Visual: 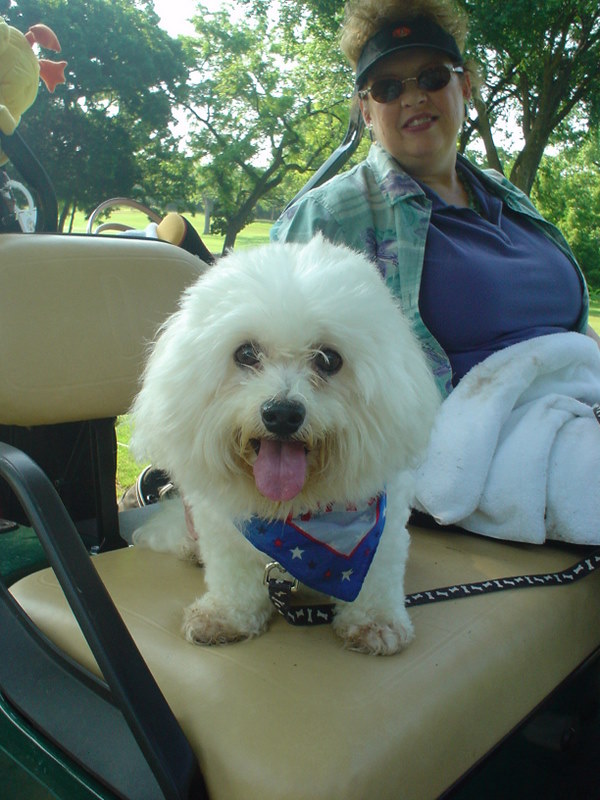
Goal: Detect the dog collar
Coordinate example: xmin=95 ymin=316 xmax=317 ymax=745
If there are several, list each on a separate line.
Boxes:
xmin=239 ymin=493 xmax=386 ymax=602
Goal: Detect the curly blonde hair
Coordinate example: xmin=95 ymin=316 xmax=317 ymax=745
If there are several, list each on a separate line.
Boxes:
xmin=340 ymin=0 xmax=469 ymax=70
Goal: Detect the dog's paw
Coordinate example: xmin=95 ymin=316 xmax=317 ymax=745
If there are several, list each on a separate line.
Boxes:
xmin=182 ymin=596 xmax=272 ymax=645
xmin=339 ymin=621 xmax=414 ymax=655
xmin=179 ymin=535 xmax=203 ymax=564
xmin=333 ymin=608 xmax=414 ymax=656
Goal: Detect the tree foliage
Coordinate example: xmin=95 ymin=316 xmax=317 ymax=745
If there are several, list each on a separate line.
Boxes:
xmin=181 ymin=1 xmax=351 ymax=251
xmin=2 ymin=0 xmax=600 ymax=249
xmin=532 ymin=131 xmax=600 ymax=289
xmin=3 ymin=0 xmax=189 ymax=227
xmin=461 ymin=0 xmax=600 ymax=194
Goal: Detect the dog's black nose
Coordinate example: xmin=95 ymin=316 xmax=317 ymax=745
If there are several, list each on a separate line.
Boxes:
xmin=261 ymin=399 xmax=306 ymax=436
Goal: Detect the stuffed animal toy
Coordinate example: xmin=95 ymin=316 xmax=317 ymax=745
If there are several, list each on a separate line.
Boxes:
xmin=0 ymin=20 xmax=67 ymax=164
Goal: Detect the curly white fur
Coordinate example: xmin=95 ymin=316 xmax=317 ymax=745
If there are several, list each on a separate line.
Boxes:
xmin=131 ymin=235 xmax=440 ymax=654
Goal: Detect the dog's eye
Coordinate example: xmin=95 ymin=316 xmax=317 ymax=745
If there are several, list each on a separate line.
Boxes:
xmin=312 ymin=348 xmax=343 ymax=376
xmin=234 ymin=343 xmax=261 ymax=368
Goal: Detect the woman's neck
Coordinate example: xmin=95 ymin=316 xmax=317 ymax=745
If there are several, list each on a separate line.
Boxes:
xmin=383 ymin=144 xmax=471 ymax=207
xmin=419 ymin=169 xmax=470 ymax=207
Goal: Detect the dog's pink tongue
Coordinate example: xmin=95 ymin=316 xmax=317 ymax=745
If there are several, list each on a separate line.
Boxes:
xmin=253 ymin=439 xmax=307 ymax=502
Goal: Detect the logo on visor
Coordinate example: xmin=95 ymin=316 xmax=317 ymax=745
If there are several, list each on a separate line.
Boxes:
xmin=392 ymin=26 xmax=412 ymax=38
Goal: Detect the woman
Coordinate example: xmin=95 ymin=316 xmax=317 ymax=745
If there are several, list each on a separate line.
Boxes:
xmin=271 ymin=0 xmax=592 ymax=397
xmin=271 ymin=0 xmax=600 ymax=544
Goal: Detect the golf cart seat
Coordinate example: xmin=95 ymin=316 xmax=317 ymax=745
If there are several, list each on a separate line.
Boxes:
xmin=2 ymin=232 xmax=600 ymax=800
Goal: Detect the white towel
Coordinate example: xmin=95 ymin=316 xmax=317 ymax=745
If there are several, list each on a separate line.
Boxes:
xmin=415 ymin=332 xmax=600 ymax=544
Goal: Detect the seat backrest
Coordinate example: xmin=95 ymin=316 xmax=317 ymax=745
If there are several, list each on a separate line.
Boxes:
xmin=0 ymin=233 xmax=207 ymax=543
xmin=0 ymin=236 xmax=209 ymax=798
xmin=0 ymin=233 xmax=206 ymax=426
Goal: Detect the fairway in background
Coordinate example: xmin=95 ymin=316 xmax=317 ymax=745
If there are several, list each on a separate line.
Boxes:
xmin=72 ymin=209 xmax=272 ymax=258
xmin=590 ymin=299 xmax=600 ymax=337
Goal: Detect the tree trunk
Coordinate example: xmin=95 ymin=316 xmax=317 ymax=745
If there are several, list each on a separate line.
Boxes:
xmin=471 ymin=89 xmax=505 ymax=175
xmin=202 ymin=195 xmax=214 ymax=235
xmin=222 ymin=223 xmax=241 ymax=253
xmin=508 ymin=131 xmax=548 ymax=195
xmin=218 ymin=150 xmax=285 ymax=254
xmin=58 ymin=198 xmax=73 ymax=233
xmin=67 ymin=202 xmax=77 ymax=233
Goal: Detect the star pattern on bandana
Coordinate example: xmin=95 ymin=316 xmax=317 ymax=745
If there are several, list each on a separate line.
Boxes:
xmin=239 ymin=494 xmax=386 ymax=602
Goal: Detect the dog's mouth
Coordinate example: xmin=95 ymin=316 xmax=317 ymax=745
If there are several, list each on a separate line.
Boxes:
xmin=251 ymin=438 xmax=308 ymax=502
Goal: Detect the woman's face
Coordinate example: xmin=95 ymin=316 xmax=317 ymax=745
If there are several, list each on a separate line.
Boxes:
xmin=359 ymin=48 xmax=471 ymax=181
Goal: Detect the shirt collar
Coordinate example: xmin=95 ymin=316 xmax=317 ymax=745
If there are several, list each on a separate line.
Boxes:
xmin=367 ymin=143 xmax=425 ymax=206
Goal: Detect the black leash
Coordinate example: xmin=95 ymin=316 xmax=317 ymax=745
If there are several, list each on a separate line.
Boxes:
xmin=404 ymin=547 xmax=600 ymax=607
xmin=265 ymin=563 xmax=335 ymax=626
xmin=265 ymin=548 xmax=600 ymax=626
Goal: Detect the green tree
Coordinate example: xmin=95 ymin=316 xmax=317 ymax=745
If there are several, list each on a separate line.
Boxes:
xmin=3 ymin=0 xmax=190 ymax=228
xmin=461 ymin=0 xmax=600 ymax=194
xmin=532 ymin=129 xmax=600 ymax=289
xmin=181 ymin=2 xmax=351 ymax=252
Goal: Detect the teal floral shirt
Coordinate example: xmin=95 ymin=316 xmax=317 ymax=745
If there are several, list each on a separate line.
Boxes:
xmin=270 ymin=142 xmax=589 ymax=398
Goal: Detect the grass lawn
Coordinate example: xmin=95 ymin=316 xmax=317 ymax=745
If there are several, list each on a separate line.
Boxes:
xmin=589 ymin=299 xmax=600 ymax=336
xmin=71 ymin=207 xmax=272 ymax=258
xmin=116 ymin=416 xmax=144 ymax=498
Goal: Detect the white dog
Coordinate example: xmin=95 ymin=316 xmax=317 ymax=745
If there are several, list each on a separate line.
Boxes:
xmin=131 ymin=235 xmax=439 ymax=655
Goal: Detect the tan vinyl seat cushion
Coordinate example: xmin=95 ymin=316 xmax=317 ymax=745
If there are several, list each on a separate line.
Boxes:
xmin=0 ymin=233 xmax=205 ymax=425
xmin=11 ymin=525 xmax=600 ymax=800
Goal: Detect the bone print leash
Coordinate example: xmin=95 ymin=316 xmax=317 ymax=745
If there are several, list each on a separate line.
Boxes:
xmin=265 ymin=549 xmax=600 ymax=626
xmin=404 ymin=547 xmax=600 ymax=607
xmin=264 ymin=563 xmax=336 ymax=626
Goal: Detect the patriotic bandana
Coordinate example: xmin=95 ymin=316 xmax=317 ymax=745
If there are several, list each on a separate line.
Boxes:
xmin=239 ymin=494 xmax=386 ymax=602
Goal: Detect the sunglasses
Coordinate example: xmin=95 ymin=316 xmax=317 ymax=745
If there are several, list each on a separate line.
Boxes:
xmin=358 ymin=64 xmax=464 ymax=104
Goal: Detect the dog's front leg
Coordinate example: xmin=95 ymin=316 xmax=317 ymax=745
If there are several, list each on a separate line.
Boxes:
xmin=332 ymin=510 xmax=414 ymax=656
xmin=182 ymin=513 xmax=273 ymax=645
